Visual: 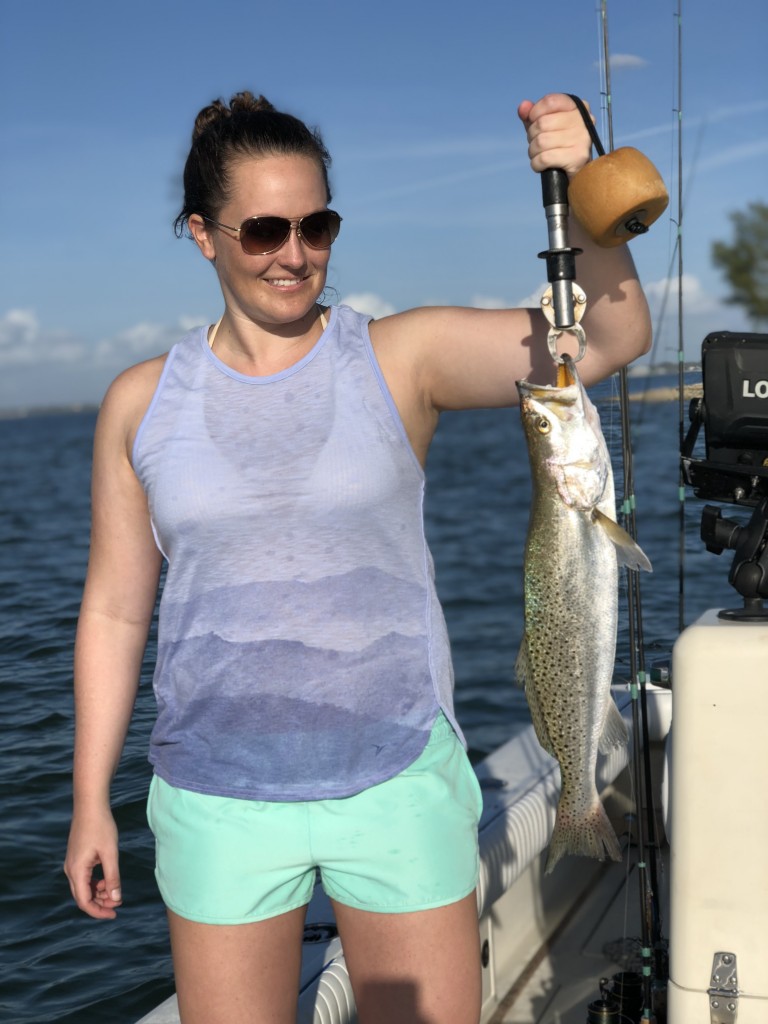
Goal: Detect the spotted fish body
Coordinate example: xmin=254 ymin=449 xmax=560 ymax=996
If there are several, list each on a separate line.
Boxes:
xmin=515 ymin=356 xmax=651 ymax=874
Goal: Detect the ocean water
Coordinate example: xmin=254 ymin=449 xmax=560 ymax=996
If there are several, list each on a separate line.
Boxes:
xmin=0 ymin=375 xmax=742 ymax=1023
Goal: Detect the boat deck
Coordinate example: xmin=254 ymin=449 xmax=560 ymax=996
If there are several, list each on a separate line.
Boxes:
xmin=488 ymin=847 xmax=669 ymax=1024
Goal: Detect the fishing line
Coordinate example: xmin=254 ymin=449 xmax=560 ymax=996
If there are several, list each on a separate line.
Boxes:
xmin=596 ymin=0 xmax=667 ymax=1009
xmin=674 ymin=0 xmax=686 ymax=635
xmin=598 ymin=0 xmax=614 ymax=154
xmin=632 ymin=85 xmax=703 ymax=430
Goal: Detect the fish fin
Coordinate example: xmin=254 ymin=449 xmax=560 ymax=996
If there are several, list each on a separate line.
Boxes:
xmin=545 ymin=795 xmax=622 ymax=874
xmin=593 ymin=509 xmax=653 ymax=572
xmin=516 ymin=637 xmax=556 ymax=756
xmin=513 ymin=635 xmax=528 ymax=691
xmin=598 ymin=699 xmax=629 ymax=754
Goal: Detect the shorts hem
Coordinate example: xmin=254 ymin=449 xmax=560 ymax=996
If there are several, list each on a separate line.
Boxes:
xmin=159 ymin=890 xmax=314 ymax=926
xmin=323 ymin=878 xmax=478 ymax=915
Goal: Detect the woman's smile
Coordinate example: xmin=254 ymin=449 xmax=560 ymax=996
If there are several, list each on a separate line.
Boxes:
xmin=190 ymin=153 xmax=332 ymax=333
xmin=263 ymin=275 xmax=310 ymax=289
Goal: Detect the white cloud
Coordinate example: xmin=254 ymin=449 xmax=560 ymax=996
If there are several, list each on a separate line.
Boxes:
xmin=0 ymin=308 xmax=86 ymax=366
xmin=341 ymin=290 xmax=551 ymax=317
xmin=641 ymin=273 xmax=754 ymax=360
xmin=0 ymin=308 xmax=208 ymax=374
xmin=470 ymin=295 xmax=507 ymax=310
xmin=592 ymin=53 xmax=648 ymax=74
xmin=470 ymin=285 xmax=547 ymax=310
xmin=341 ymin=292 xmax=397 ymax=319
xmin=94 ymin=317 xmax=205 ymax=364
xmin=643 ymin=273 xmax=723 ymax=317
xmin=515 ymin=284 xmax=548 ymax=309
xmin=607 ymin=53 xmax=649 ymax=71
xmin=465 ymin=277 xmax=748 ymax=363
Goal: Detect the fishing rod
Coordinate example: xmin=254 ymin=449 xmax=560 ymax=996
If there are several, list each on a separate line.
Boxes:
xmin=533 ymin=4 xmax=671 ymax=1019
xmin=597 ymin=4 xmax=669 ymax=1016
xmin=675 ymin=0 xmax=686 ymax=637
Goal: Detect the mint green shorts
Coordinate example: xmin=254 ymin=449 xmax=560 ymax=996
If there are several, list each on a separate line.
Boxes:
xmin=146 ymin=713 xmax=482 ymax=924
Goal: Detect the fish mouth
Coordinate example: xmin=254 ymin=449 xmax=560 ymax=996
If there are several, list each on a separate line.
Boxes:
xmin=557 ymin=355 xmax=577 ymax=388
xmin=516 ymin=353 xmax=578 ymax=399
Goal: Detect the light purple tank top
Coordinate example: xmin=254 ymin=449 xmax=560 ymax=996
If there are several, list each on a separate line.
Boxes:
xmin=132 ymin=305 xmax=461 ymax=800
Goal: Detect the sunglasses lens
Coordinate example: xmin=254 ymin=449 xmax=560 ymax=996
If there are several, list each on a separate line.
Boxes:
xmin=300 ymin=211 xmax=341 ymax=249
xmin=240 ymin=217 xmax=290 ymax=255
xmin=238 ymin=211 xmax=342 ymax=254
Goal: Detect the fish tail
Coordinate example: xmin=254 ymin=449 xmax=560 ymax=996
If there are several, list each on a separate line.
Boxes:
xmin=545 ymin=797 xmax=622 ymax=874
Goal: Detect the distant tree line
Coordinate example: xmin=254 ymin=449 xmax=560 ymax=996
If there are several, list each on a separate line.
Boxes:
xmin=711 ymin=201 xmax=768 ymax=330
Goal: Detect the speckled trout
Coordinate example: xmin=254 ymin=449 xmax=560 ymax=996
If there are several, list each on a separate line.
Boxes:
xmin=516 ymin=355 xmax=651 ymax=874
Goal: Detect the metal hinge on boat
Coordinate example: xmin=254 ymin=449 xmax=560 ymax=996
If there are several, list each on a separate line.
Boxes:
xmin=708 ymin=951 xmax=739 ymax=1023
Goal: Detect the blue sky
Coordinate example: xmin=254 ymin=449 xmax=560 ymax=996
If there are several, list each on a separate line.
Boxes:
xmin=1 ymin=0 xmax=766 ymax=410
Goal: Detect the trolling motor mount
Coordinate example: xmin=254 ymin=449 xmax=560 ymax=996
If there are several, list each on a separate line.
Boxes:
xmin=701 ymin=499 xmax=768 ymax=620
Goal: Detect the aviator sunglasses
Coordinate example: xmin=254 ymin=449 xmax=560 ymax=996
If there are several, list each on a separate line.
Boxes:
xmin=203 ymin=209 xmax=342 ymax=255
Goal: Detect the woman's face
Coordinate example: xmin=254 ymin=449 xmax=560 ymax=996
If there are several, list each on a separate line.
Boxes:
xmin=191 ymin=154 xmax=332 ymax=330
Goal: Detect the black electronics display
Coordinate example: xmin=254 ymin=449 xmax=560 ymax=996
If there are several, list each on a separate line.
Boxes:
xmin=681 ymin=332 xmax=768 ymax=618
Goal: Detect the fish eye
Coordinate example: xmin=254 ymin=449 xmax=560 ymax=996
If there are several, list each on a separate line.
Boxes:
xmin=536 ymin=417 xmax=551 ymax=434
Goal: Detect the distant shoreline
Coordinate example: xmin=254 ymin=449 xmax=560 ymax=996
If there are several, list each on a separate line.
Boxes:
xmin=0 ymin=367 xmax=702 ymax=418
xmin=0 ymin=403 xmax=99 ymax=421
xmin=628 ymin=383 xmax=703 ymax=403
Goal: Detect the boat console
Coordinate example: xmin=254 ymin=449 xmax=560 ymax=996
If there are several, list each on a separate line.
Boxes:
xmin=668 ymin=333 xmax=768 ymax=1021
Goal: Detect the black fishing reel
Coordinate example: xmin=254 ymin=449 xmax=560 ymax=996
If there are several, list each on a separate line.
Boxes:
xmin=585 ymin=972 xmax=652 ymax=1024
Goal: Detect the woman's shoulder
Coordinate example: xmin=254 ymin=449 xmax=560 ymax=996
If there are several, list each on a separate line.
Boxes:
xmin=97 ymin=352 xmax=172 ymax=459
xmin=101 ymin=326 xmax=205 ymax=429
xmin=104 ymin=351 xmax=169 ymax=411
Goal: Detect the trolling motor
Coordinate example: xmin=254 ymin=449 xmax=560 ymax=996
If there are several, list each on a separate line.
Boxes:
xmin=682 ymin=331 xmax=768 ymax=620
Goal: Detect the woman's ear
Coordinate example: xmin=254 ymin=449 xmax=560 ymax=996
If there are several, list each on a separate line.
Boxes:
xmin=188 ymin=214 xmax=217 ymax=262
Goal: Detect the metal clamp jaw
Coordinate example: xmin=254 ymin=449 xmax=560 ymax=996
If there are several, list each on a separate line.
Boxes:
xmin=541 ymin=282 xmax=588 ymax=364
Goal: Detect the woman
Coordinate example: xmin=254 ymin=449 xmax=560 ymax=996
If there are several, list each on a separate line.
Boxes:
xmin=65 ymin=90 xmax=651 ymax=1024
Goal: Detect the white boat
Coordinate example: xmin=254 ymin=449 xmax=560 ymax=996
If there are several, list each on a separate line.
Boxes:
xmin=136 ymin=602 xmax=768 ymax=1022
xmin=135 ymin=681 xmax=669 ymax=1024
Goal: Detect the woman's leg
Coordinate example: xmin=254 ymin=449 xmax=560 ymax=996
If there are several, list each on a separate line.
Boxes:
xmin=148 ymin=775 xmax=318 ymax=1021
xmin=168 ymin=904 xmax=308 ymax=1024
xmin=332 ymin=892 xmax=481 ymax=1024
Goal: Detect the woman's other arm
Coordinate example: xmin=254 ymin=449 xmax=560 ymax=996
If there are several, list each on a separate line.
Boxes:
xmin=64 ymin=361 xmax=164 ymax=919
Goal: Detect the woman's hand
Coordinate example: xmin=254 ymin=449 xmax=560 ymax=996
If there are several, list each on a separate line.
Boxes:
xmin=64 ymin=808 xmax=123 ymax=920
xmin=517 ymin=93 xmax=593 ymax=179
